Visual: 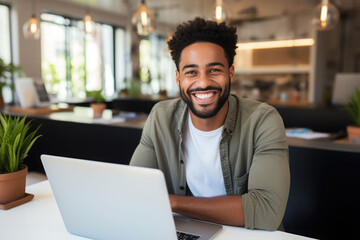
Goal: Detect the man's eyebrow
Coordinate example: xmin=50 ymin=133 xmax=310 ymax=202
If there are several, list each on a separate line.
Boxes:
xmin=207 ymin=62 xmax=225 ymax=68
xmin=181 ymin=62 xmax=225 ymax=72
xmin=181 ymin=64 xmax=198 ymax=72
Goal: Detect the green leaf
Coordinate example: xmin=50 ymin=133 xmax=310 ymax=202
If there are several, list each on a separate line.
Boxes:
xmin=21 ymin=135 xmax=42 ymax=161
xmin=8 ymin=134 xmax=21 ymax=173
xmin=344 ymin=88 xmax=360 ymax=127
xmin=0 ymin=113 xmax=41 ymax=173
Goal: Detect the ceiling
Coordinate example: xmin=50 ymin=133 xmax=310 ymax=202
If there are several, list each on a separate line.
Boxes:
xmin=56 ymin=0 xmax=360 ymax=27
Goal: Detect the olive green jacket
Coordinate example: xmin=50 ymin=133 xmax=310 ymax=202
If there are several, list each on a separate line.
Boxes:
xmin=130 ymin=95 xmax=290 ymax=230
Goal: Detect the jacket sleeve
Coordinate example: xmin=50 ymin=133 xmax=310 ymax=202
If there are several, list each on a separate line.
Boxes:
xmin=242 ymin=106 xmax=290 ymax=230
xmin=129 ymin=110 xmax=158 ymax=169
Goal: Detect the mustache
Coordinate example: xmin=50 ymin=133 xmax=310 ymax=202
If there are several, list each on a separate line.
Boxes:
xmin=187 ymin=86 xmax=222 ymax=94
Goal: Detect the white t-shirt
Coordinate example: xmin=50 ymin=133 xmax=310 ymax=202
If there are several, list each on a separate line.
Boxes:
xmin=183 ymin=113 xmax=226 ymax=197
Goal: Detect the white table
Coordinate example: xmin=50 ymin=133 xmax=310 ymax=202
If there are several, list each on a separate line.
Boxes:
xmin=1 ymin=181 xmax=315 ymax=240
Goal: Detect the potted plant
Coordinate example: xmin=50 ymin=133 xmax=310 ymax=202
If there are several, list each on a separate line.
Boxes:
xmin=0 ymin=114 xmax=41 ymax=209
xmin=0 ymin=58 xmax=21 ymax=109
xmin=86 ymin=90 xmax=106 ymax=118
xmin=344 ymin=88 xmax=360 ymax=142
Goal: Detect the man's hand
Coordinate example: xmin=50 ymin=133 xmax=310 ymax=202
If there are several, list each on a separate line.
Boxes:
xmin=168 ymin=194 xmax=245 ymax=227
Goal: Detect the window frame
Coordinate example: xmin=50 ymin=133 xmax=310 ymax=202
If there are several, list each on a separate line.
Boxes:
xmin=139 ymin=33 xmax=175 ymax=96
xmin=40 ymin=11 xmax=126 ymax=100
xmin=0 ymin=2 xmax=13 ymax=62
xmin=0 ymin=2 xmax=15 ymax=103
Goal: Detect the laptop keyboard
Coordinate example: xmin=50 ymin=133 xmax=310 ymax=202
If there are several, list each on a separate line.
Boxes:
xmin=177 ymin=230 xmax=200 ymax=240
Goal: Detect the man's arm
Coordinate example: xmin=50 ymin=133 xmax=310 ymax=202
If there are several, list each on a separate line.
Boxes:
xmin=169 ymin=194 xmax=245 ymax=226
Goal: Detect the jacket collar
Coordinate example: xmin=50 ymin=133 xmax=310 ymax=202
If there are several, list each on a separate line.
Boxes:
xmin=224 ymin=95 xmax=238 ymax=135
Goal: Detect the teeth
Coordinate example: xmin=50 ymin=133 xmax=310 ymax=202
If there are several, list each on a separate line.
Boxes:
xmin=195 ymin=92 xmax=214 ymax=99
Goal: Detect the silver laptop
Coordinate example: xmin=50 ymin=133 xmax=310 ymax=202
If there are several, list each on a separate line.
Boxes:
xmin=332 ymin=73 xmax=360 ymax=105
xmin=41 ymin=154 xmax=222 ymax=240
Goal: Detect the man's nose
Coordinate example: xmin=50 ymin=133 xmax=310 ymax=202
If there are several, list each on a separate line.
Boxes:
xmin=197 ymin=72 xmax=212 ymax=88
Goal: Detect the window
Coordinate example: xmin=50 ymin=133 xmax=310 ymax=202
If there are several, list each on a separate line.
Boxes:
xmin=0 ymin=3 xmax=11 ymax=63
xmin=0 ymin=3 xmax=13 ymax=103
xmin=139 ymin=35 xmax=177 ymax=96
xmin=41 ymin=13 xmax=126 ymax=101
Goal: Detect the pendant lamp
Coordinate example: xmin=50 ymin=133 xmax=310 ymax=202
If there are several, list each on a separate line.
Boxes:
xmin=214 ymin=0 xmax=227 ymax=23
xmin=23 ymin=0 xmax=40 ymax=40
xmin=83 ymin=13 xmax=96 ymax=34
xmin=132 ymin=0 xmax=155 ymax=36
xmin=313 ymin=0 xmax=339 ymax=30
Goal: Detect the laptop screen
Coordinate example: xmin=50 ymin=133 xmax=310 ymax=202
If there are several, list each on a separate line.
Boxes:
xmin=332 ymin=73 xmax=360 ymax=105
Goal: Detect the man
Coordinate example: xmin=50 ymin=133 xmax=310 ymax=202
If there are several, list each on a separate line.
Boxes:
xmin=130 ymin=17 xmax=290 ymax=231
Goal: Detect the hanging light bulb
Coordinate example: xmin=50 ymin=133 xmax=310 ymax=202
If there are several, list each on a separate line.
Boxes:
xmin=83 ymin=13 xmax=96 ymax=34
xmin=132 ymin=0 xmax=155 ymax=36
xmin=23 ymin=0 xmax=40 ymax=40
xmin=23 ymin=14 xmax=40 ymax=40
xmin=214 ymin=0 xmax=227 ymax=23
xmin=313 ymin=0 xmax=339 ymax=30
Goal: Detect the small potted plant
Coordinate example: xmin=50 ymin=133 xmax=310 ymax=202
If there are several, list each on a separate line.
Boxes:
xmin=0 ymin=58 xmax=21 ymax=109
xmin=344 ymin=88 xmax=360 ymax=142
xmin=0 ymin=114 xmax=41 ymax=209
xmin=86 ymin=90 xmax=106 ymax=118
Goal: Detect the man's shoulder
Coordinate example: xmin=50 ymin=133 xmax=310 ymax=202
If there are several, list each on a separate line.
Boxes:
xmin=235 ymin=95 xmax=276 ymax=114
xmin=145 ymin=98 xmax=186 ymax=132
xmin=152 ymin=98 xmax=185 ymax=114
xmin=149 ymin=98 xmax=187 ymax=123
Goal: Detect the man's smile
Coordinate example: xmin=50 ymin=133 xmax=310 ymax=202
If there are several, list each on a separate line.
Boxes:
xmin=190 ymin=89 xmax=219 ymax=105
xmin=194 ymin=91 xmax=216 ymax=100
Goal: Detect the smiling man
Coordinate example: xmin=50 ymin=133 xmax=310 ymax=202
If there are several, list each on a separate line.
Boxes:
xmin=177 ymin=42 xmax=232 ymax=130
xmin=130 ymin=17 xmax=290 ymax=231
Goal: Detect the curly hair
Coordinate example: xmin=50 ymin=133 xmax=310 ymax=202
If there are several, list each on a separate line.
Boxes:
xmin=168 ymin=17 xmax=238 ymax=70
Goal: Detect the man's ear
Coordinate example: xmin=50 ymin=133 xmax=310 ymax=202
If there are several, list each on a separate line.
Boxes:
xmin=176 ymin=70 xmax=180 ymax=87
xmin=229 ymin=65 xmax=235 ymax=84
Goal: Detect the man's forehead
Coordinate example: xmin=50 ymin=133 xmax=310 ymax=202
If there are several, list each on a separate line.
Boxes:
xmin=179 ymin=42 xmax=228 ymax=67
xmin=181 ymin=41 xmax=224 ymax=52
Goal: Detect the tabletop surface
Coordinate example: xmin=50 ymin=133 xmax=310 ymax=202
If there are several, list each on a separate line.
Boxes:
xmin=0 ymin=181 xmax=315 ymax=240
xmin=6 ymin=107 xmax=359 ymax=153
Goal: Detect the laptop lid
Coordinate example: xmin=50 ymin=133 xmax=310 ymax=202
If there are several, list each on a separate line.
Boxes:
xmin=41 ymin=154 xmax=222 ymax=240
xmin=331 ymin=73 xmax=360 ymax=105
xmin=15 ymin=78 xmax=51 ymax=108
xmin=41 ymin=154 xmax=177 ymax=240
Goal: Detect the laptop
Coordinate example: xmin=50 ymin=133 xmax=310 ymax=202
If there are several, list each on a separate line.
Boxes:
xmin=14 ymin=78 xmax=51 ymax=108
xmin=331 ymin=73 xmax=360 ymax=105
xmin=41 ymin=154 xmax=222 ymax=240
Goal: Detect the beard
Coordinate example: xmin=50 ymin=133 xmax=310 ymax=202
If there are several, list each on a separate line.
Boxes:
xmin=179 ymin=78 xmax=231 ymax=119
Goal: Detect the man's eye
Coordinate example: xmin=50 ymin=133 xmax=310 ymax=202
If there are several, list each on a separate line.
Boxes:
xmin=210 ymin=69 xmax=221 ymax=73
xmin=185 ymin=70 xmax=196 ymax=75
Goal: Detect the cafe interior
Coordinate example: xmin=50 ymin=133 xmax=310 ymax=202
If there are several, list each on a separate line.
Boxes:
xmin=1 ymin=0 xmax=360 ymax=239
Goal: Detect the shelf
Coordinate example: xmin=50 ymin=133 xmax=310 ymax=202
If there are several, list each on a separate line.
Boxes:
xmin=8 ymin=105 xmax=74 ymax=115
xmin=266 ymin=99 xmax=310 ymax=107
xmin=235 ymin=66 xmax=311 ymax=74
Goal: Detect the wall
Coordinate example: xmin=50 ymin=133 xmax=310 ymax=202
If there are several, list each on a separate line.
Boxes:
xmin=341 ymin=9 xmax=360 ymax=72
xmin=236 ymin=12 xmax=313 ymax=42
xmin=313 ymin=9 xmax=360 ymax=104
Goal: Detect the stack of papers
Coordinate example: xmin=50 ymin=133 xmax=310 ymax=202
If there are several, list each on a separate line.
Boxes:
xmin=92 ymin=118 xmax=126 ymax=124
xmin=286 ymin=128 xmax=330 ymax=139
xmin=92 ymin=112 xmax=145 ymax=125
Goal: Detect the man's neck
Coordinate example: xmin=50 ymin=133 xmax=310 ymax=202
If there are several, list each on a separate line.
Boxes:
xmin=189 ymin=100 xmax=229 ymax=131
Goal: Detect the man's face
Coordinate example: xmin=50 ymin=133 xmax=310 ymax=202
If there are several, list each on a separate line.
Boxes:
xmin=176 ymin=42 xmax=234 ymax=119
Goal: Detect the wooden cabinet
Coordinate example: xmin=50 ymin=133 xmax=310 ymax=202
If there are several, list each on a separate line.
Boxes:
xmin=233 ymin=39 xmax=314 ymax=106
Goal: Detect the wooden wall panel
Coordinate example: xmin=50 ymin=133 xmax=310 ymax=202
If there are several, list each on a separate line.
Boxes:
xmin=252 ymin=46 xmax=310 ymax=66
